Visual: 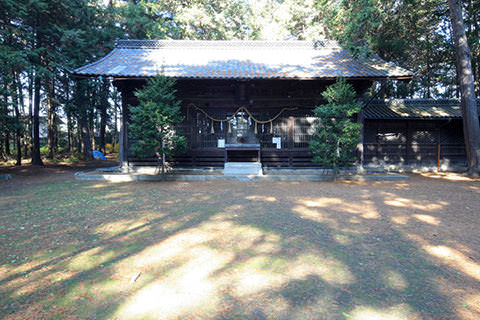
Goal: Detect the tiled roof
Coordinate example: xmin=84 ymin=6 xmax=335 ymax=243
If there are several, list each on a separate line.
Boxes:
xmin=364 ymin=99 xmax=480 ymax=119
xmin=73 ymin=40 xmax=413 ymax=80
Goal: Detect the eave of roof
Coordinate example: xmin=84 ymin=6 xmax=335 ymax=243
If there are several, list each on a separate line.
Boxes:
xmin=363 ymin=99 xmax=480 ymax=120
xmin=73 ymin=39 xmax=413 ymax=80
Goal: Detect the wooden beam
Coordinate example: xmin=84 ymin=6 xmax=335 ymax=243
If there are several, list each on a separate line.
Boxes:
xmin=119 ymin=88 xmax=129 ymax=168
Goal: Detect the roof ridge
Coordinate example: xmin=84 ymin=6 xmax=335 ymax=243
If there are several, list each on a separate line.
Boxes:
xmin=114 ymin=39 xmax=341 ymax=50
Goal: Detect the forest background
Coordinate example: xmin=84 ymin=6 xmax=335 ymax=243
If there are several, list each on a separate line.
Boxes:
xmin=0 ymin=0 xmax=478 ymax=166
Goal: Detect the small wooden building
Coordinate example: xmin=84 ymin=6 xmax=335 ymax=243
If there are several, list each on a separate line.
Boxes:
xmin=363 ymin=99 xmax=475 ymax=167
xmin=74 ymin=40 xmax=470 ymax=169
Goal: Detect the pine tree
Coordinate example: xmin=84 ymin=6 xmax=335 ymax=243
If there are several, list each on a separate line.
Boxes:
xmin=309 ymin=79 xmax=362 ymax=175
xmin=129 ymin=76 xmax=186 ymax=174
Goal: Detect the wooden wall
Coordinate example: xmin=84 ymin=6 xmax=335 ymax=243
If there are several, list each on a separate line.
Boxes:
xmin=364 ymin=119 xmax=466 ymax=166
xmin=115 ymin=78 xmax=360 ymax=168
xmin=114 ymin=78 xmax=467 ymax=168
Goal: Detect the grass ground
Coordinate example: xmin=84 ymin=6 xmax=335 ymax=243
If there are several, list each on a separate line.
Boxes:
xmin=0 ymin=164 xmax=479 ymax=320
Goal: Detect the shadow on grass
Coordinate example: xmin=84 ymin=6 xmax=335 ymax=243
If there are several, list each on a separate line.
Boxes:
xmin=0 ymin=178 xmax=478 ymax=319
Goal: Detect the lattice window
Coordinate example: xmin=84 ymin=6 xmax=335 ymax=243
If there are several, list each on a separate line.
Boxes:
xmin=258 ymin=117 xmax=289 ymax=149
xmin=377 ymin=128 xmax=406 ymax=144
xmin=294 ymin=117 xmax=317 ymax=149
xmin=194 ymin=111 xmax=229 ymax=148
xmin=189 ymin=108 xmax=309 ymax=150
xmin=411 ymin=130 xmax=438 ymax=144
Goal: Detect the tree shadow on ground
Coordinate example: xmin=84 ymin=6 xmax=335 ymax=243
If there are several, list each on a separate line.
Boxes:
xmin=228 ymin=198 xmax=456 ymax=319
xmin=0 ymin=177 xmax=479 ymax=319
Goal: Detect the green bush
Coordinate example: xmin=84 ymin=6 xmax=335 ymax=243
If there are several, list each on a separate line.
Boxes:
xmin=129 ymin=75 xmax=186 ymax=174
xmin=309 ymin=79 xmax=362 ymax=173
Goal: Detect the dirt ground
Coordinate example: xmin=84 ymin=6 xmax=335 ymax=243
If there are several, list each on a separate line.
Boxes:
xmin=0 ymin=159 xmax=119 ymax=188
xmin=0 ymin=163 xmax=479 ymax=320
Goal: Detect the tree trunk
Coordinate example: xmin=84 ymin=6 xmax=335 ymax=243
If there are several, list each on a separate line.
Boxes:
xmin=79 ymin=112 xmax=93 ymax=160
xmin=75 ymin=80 xmax=93 ymax=161
xmin=14 ymin=112 xmax=22 ymax=166
xmin=88 ymin=84 xmax=96 ymax=152
xmin=467 ymin=0 xmax=479 ymax=94
xmin=2 ymin=86 xmax=10 ymax=157
xmin=28 ymin=70 xmax=34 ymax=159
xmin=99 ymin=80 xmax=109 ymax=153
xmin=32 ymin=73 xmax=43 ymax=166
xmin=67 ymin=114 xmax=72 ymax=153
xmin=47 ymin=77 xmax=57 ymax=159
xmin=77 ymin=121 xmax=82 ymax=154
xmin=113 ymin=98 xmax=118 ymax=151
xmin=162 ymin=139 xmax=166 ymax=174
xmin=32 ymin=21 xmax=44 ymax=166
xmin=13 ymin=73 xmax=22 ymax=166
xmin=448 ymin=0 xmax=480 ymax=175
xmin=16 ymin=72 xmax=28 ymax=158
xmin=64 ymin=77 xmax=72 ymax=153
xmin=5 ymin=132 xmax=10 ymax=156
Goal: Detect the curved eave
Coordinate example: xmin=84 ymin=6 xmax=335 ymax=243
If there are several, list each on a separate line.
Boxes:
xmin=72 ymin=73 xmax=413 ymax=81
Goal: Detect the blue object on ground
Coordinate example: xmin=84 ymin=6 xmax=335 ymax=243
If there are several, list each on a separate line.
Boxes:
xmin=93 ymin=150 xmax=107 ymax=160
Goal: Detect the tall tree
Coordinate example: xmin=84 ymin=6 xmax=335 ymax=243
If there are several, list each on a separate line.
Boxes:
xmin=11 ymin=72 xmax=23 ymax=165
xmin=316 ymin=0 xmax=458 ymax=98
xmin=448 ymin=0 xmax=480 ymax=174
xmin=0 ymin=0 xmax=28 ymax=162
xmin=73 ymin=79 xmax=93 ymax=160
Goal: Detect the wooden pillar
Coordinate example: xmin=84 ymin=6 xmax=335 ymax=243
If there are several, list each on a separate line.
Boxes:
xmin=118 ymin=86 xmax=129 ymax=169
xmin=288 ymin=116 xmax=294 ymax=167
xmin=358 ymin=109 xmax=365 ymax=167
xmin=437 ymin=121 xmax=442 ymax=169
xmin=405 ymin=120 xmax=411 ymax=164
xmin=375 ymin=122 xmax=379 ymax=161
xmin=191 ymin=107 xmax=197 ymax=167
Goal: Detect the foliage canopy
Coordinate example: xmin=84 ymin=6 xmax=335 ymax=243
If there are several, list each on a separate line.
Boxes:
xmin=0 ymin=0 xmax=479 ymax=166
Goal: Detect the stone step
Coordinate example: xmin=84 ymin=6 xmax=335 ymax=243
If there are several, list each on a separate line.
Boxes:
xmin=224 ymin=162 xmax=263 ymax=175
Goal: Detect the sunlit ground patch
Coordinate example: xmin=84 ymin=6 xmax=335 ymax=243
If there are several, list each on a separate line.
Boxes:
xmin=295 ymin=198 xmax=380 ymax=222
xmin=114 ymin=247 xmax=233 ymax=320
xmin=412 ymin=214 xmax=440 ymax=225
xmin=68 ymin=247 xmax=115 ymax=271
xmin=424 ymin=245 xmax=480 ymax=281
xmin=349 ymin=304 xmax=420 ymax=320
xmin=391 ymin=215 xmax=409 ymax=224
xmin=420 ymin=172 xmax=480 ymax=182
xmin=245 ymin=195 xmax=277 ymax=202
xmin=384 ymin=197 xmax=447 ymax=211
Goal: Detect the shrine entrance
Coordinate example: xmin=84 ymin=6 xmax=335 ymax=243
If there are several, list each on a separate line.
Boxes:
xmin=224 ymin=112 xmax=261 ymax=163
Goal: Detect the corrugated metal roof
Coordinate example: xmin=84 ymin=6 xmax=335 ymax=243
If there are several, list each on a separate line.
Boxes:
xmin=364 ymin=99 xmax=480 ymax=119
xmin=73 ymin=39 xmax=413 ymax=80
